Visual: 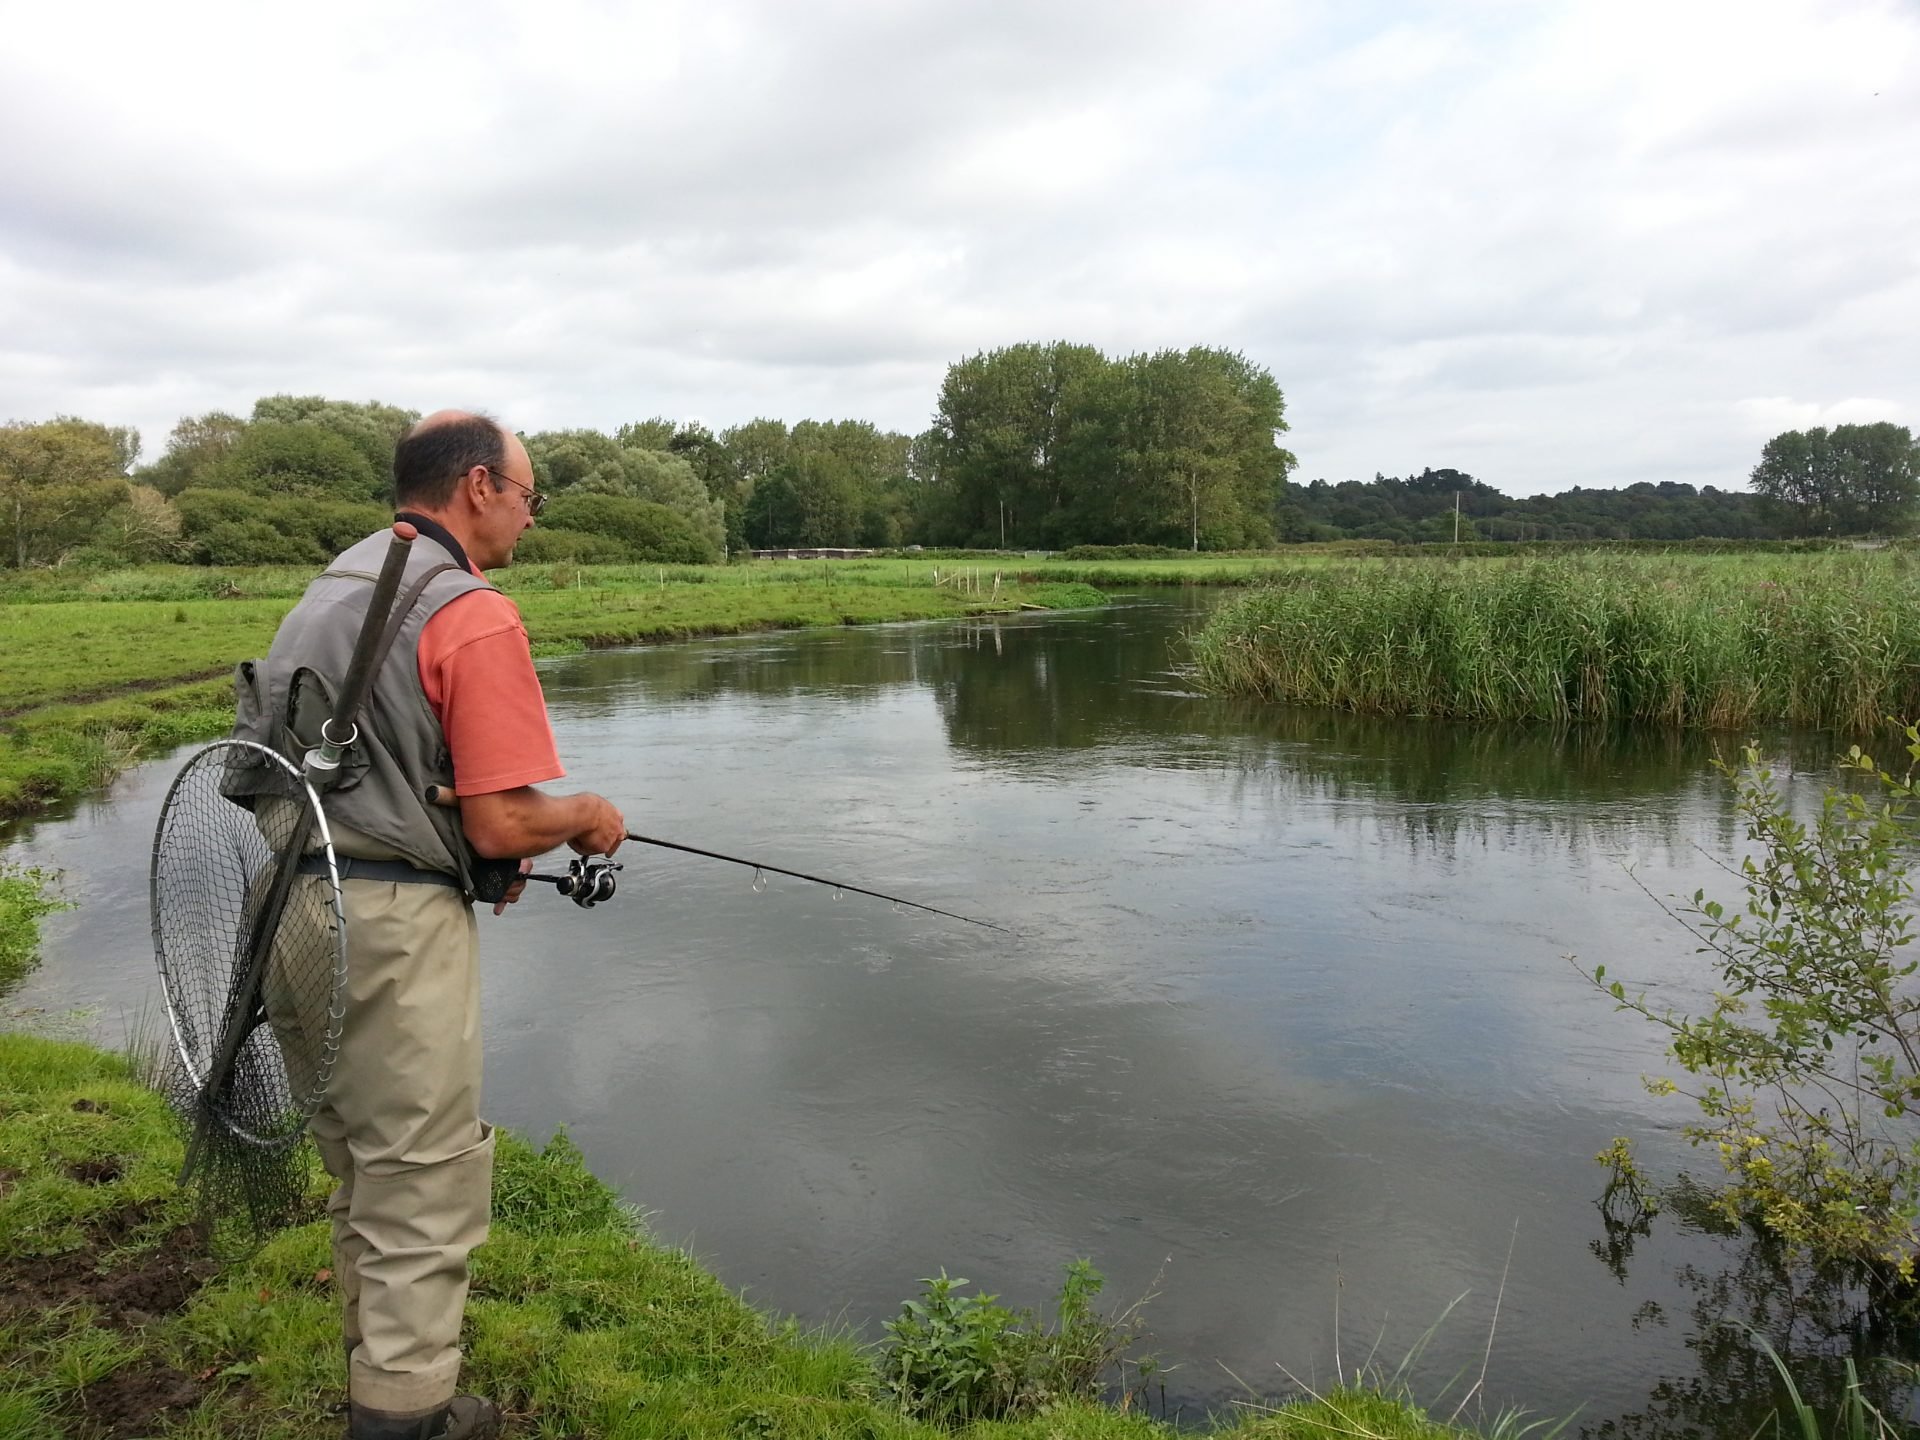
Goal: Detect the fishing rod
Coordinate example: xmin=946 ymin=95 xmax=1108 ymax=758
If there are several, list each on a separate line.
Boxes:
xmin=424 ymin=787 xmax=1013 ymax=934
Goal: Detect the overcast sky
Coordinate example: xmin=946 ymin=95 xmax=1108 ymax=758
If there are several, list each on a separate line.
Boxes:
xmin=2 ymin=0 xmax=1915 ymax=495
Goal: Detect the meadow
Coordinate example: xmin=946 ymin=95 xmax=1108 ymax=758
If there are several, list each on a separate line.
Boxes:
xmin=1192 ymin=551 xmax=1920 ymax=732
xmin=0 ymin=560 xmax=1111 ymax=824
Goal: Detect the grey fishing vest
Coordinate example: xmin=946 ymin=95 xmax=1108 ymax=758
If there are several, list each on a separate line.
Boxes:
xmin=230 ymin=528 xmax=495 ymax=889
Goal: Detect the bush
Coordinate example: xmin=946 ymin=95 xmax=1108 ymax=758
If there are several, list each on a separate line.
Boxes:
xmin=541 ymin=493 xmax=719 ymax=564
xmin=510 ymin=528 xmax=636 ymax=565
xmin=1592 ymin=725 xmax=1920 ymax=1282
xmin=881 ymin=1262 xmax=1152 ymax=1424
xmin=176 ymin=489 xmax=388 ymax=565
xmin=1060 ymin=544 xmax=1191 ymax=560
xmin=192 ymin=520 xmax=326 ymax=566
xmin=200 ymin=421 xmax=385 ymax=503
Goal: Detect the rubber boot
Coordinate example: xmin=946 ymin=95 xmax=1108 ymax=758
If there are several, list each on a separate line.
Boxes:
xmin=347 ymin=1395 xmax=501 ymax=1439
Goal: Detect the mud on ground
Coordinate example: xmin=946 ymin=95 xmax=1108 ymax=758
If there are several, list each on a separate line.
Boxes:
xmin=1 ymin=1132 xmax=220 ymax=1438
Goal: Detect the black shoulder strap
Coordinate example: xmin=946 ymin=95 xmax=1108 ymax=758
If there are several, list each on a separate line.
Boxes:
xmin=366 ymin=563 xmax=465 ymax=690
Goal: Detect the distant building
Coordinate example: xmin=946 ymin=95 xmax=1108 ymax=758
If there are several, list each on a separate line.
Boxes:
xmin=748 ymin=547 xmax=877 ymax=560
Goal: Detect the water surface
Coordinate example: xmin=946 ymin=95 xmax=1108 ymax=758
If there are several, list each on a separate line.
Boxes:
xmin=6 ymin=593 xmax=1897 ymax=1434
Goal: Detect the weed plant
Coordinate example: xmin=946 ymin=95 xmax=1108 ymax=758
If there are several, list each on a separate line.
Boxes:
xmin=1192 ymin=554 xmax=1920 ymax=732
xmin=0 ymin=862 xmax=70 ymax=994
xmin=881 ymin=1263 xmax=1153 ymax=1424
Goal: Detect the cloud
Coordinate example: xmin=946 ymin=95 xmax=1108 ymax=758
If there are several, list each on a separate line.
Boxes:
xmin=0 ymin=0 xmax=1915 ymax=494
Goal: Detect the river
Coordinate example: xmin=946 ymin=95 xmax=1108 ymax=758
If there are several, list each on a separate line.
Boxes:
xmin=4 ymin=592 xmax=1908 ymax=1434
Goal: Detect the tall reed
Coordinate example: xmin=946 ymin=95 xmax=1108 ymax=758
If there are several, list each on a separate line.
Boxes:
xmin=1190 ymin=555 xmax=1920 ymax=732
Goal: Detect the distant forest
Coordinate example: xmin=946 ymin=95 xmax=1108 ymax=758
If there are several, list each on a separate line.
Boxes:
xmin=2 ymin=343 xmax=1900 ymax=568
xmin=1279 ymin=468 xmax=1773 ymax=544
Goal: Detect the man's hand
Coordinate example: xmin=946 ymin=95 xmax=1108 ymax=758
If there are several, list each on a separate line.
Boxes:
xmin=492 ymin=858 xmax=535 ymax=917
xmin=569 ymin=795 xmax=626 ymax=857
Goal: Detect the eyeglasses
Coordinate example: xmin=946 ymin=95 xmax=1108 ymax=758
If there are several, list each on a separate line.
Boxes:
xmin=484 ymin=466 xmax=547 ymax=518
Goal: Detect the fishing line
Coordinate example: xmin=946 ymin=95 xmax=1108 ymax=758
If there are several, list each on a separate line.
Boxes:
xmin=423 ymin=785 xmax=1011 ymax=933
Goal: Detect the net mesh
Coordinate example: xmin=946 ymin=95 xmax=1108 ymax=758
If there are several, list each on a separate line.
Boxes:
xmin=151 ymin=740 xmax=346 ymax=1240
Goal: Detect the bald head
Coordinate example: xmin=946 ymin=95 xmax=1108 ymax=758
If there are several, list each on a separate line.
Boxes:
xmin=393 ymin=410 xmax=509 ymax=510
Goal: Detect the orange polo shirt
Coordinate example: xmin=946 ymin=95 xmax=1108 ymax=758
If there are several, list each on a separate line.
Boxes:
xmin=417 ymin=586 xmax=565 ymax=797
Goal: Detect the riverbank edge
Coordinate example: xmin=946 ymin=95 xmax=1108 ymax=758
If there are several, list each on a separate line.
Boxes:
xmin=0 ymin=1027 xmax=1498 ymax=1440
xmin=0 ymin=579 xmax=1106 ymax=828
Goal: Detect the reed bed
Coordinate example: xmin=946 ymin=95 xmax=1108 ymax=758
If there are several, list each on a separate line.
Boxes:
xmin=1190 ymin=555 xmax=1920 ymax=732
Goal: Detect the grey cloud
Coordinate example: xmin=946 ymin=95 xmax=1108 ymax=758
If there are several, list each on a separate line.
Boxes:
xmin=1 ymin=0 xmax=1915 ymax=494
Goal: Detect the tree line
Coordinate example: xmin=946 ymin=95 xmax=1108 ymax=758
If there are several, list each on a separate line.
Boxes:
xmin=2 ymin=355 xmax=1913 ymax=569
xmin=1285 ymin=424 xmax=1919 ymax=543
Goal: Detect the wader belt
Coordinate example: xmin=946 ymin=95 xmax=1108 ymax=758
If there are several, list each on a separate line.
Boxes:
xmin=297 ymin=855 xmax=461 ymax=889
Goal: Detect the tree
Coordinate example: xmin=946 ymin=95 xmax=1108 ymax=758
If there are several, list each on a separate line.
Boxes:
xmin=0 ymin=418 xmax=134 ymax=568
xmin=96 ymin=485 xmax=186 ymax=562
xmin=202 ymin=422 xmax=384 ymax=503
xmin=921 ymin=343 xmax=1290 ymax=550
xmin=250 ymin=396 xmax=419 ymax=480
xmin=614 ymin=417 xmax=678 ymax=451
xmin=1750 ymin=423 xmax=1920 ymax=537
xmin=526 ymin=432 xmax=725 ymax=554
xmin=142 ymin=411 xmax=248 ymax=496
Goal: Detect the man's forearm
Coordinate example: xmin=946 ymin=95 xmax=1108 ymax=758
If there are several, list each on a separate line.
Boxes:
xmin=459 ymin=786 xmax=605 ymax=859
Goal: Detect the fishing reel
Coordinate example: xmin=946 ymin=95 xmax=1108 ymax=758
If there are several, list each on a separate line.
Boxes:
xmin=551 ymin=856 xmax=621 ymax=908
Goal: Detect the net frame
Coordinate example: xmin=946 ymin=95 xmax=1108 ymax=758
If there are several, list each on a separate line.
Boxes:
xmin=150 ymin=739 xmax=348 ymax=1150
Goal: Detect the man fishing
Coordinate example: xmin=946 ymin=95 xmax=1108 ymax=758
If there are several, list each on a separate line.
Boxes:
xmin=236 ymin=410 xmax=624 ymax=1440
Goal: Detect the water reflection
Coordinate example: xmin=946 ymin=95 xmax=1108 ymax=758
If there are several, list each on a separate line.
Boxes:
xmin=2 ymin=594 xmax=1899 ymax=1435
xmin=1587 ymin=1190 xmax=1920 ymax=1438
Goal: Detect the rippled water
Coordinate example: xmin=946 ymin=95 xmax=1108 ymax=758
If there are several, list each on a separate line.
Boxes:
xmin=7 ymin=592 xmax=1908 ymax=1434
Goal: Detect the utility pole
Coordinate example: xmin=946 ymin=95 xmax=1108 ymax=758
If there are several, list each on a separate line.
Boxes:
xmin=999 ymin=497 xmax=1005 ymax=549
xmin=1454 ymin=491 xmax=1461 ymax=544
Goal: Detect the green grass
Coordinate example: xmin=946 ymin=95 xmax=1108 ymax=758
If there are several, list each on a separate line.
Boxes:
xmin=0 ymin=562 xmax=1106 ymax=823
xmin=0 ymin=864 xmax=71 ymax=995
xmin=1191 ymin=553 xmax=1920 ymax=732
xmin=0 ymin=1032 xmax=1516 ymax=1440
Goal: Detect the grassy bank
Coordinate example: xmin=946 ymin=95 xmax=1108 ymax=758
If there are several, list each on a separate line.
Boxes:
xmin=1191 ymin=553 xmax=1920 ymax=731
xmin=0 ymin=562 xmax=1105 ymax=825
xmin=0 ymin=1031 xmax=1510 ymax=1440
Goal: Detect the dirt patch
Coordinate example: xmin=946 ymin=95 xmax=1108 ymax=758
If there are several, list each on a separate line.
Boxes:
xmin=0 ymin=1167 xmax=18 ymax=1200
xmin=68 ymin=1157 xmax=123 ymax=1185
xmin=72 ymin=1360 xmax=204 ymax=1440
xmin=0 ymin=1218 xmax=215 ymax=1329
xmin=71 ymin=1098 xmax=109 ymax=1113
xmin=0 ymin=1209 xmax=222 ymax=1437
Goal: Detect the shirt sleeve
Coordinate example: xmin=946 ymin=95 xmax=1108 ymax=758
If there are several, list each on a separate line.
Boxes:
xmin=417 ymin=589 xmax=566 ymax=797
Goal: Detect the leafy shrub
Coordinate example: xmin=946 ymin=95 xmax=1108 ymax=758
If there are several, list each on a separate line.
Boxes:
xmin=1061 ymin=544 xmax=1190 ymax=560
xmin=176 ymin=489 xmax=388 ymax=565
xmin=201 ymin=421 xmax=385 ymax=502
xmin=510 ymin=528 xmax=635 ymax=565
xmin=1593 ymin=725 xmax=1920 ymax=1282
xmin=192 ymin=520 xmax=327 ymax=566
xmin=881 ymin=1262 xmax=1151 ymax=1424
xmin=541 ymin=493 xmax=719 ymax=564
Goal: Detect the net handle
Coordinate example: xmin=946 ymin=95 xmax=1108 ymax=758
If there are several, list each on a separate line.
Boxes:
xmin=307 ymin=522 xmax=418 ymax=786
xmin=181 ymin=523 xmax=418 ymax=1185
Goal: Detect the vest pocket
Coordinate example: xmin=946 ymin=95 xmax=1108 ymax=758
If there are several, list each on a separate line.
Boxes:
xmin=285 ymin=667 xmax=371 ymax=794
